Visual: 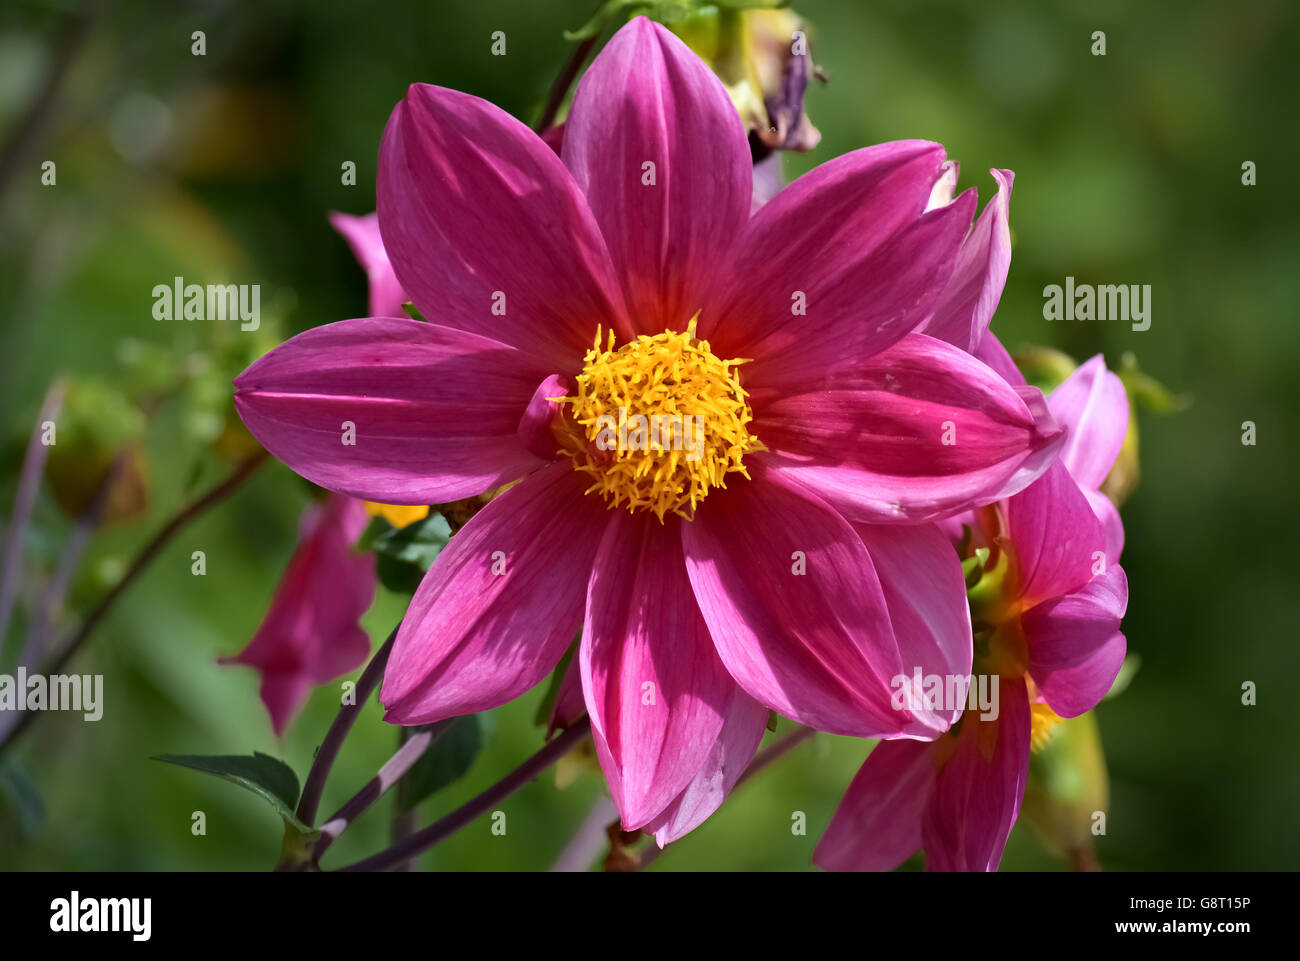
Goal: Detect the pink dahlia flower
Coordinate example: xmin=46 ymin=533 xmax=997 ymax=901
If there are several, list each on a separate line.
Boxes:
xmin=814 ymin=357 xmax=1130 ymax=872
xmin=221 ymin=492 xmax=376 ymax=736
xmin=234 ymin=17 xmax=1062 ymax=834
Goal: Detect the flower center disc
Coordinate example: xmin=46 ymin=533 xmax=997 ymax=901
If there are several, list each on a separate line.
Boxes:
xmin=559 ymin=317 xmax=762 ymax=522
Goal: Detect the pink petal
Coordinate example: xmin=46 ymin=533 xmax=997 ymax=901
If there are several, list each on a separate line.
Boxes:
xmin=921 ymin=677 xmax=1030 ymax=872
xmin=1048 ymin=354 xmax=1129 ymax=491
xmin=234 ymin=317 xmax=546 ymax=505
xmin=581 ymin=511 xmax=736 ymax=828
xmin=974 ymin=329 xmax=1025 ymax=386
xmin=642 ymin=686 xmax=770 ymax=846
xmin=517 ymin=374 xmax=573 ymax=460
xmin=328 ymin=211 xmax=408 ymax=319
xmin=751 ymin=153 xmax=785 ymax=213
xmin=222 ymin=493 xmax=375 ymax=735
xmin=1025 ymin=566 xmax=1128 ymax=718
xmin=380 ymin=462 xmax=608 ymax=723
xmin=378 ymin=83 xmax=630 ymax=370
xmin=856 ymin=522 xmax=973 ymax=728
xmin=700 ymin=142 xmax=974 ymax=386
xmin=1086 ymin=486 xmax=1126 ymax=562
xmin=757 ymin=333 xmax=1065 ymax=523
xmin=682 ymin=468 xmax=942 ymax=738
xmin=921 ymin=170 xmax=1014 ymax=352
xmin=562 ymin=16 xmax=751 ymax=334
xmin=813 ymin=738 xmax=936 ymax=872
xmin=1004 ymin=460 xmax=1108 ymax=609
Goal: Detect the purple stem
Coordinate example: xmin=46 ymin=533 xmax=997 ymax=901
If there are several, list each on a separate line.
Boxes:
xmin=294 ymin=626 xmax=397 ymax=825
xmin=334 ymin=718 xmax=592 ymax=872
xmin=310 ymin=718 xmax=455 ymax=862
xmin=0 ymin=381 xmax=64 ymax=647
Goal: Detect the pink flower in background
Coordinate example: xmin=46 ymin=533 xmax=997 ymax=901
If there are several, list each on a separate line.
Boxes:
xmin=815 ymin=358 xmax=1130 ymax=872
xmin=221 ymin=492 xmax=376 ymax=735
xmin=329 ymin=212 xmax=407 ymax=319
xmin=235 ymin=17 xmax=1064 ymax=836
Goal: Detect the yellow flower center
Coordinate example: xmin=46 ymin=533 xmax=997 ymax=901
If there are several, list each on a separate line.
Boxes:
xmin=557 ymin=316 xmax=763 ymax=522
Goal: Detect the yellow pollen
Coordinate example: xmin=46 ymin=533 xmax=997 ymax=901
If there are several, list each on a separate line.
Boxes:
xmin=556 ymin=316 xmax=763 ymax=522
xmin=1029 ymin=701 xmax=1064 ymax=752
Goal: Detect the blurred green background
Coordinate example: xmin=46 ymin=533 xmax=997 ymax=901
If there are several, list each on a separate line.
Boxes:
xmin=1 ymin=0 xmax=1297 ymax=871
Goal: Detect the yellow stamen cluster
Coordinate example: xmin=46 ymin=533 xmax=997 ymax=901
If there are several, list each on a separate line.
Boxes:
xmin=558 ymin=317 xmax=762 ymax=522
xmin=1029 ymin=701 xmax=1064 ymax=752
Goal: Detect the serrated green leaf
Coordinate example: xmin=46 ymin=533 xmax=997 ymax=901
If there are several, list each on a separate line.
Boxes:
xmin=152 ymin=751 xmax=317 ymax=836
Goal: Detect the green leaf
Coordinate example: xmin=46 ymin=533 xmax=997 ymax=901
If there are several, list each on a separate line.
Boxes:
xmin=355 ymin=514 xmax=393 ymax=552
xmin=152 ymin=751 xmax=317 ymax=836
xmin=372 ymin=512 xmax=450 ymax=568
xmin=0 ymin=758 xmax=45 ymax=838
xmin=397 ymin=716 xmax=485 ymax=813
xmin=375 ymin=553 xmax=422 ymax=594
xmin=367 ymin=512 xmax=451 ymax=593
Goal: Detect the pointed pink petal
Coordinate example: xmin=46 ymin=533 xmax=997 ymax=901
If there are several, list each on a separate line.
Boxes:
xmin=380 ymin=463 xmax=608 ymax=723
xmin=222 ymin=494 xmax=375 ymax=735
xmin=700 ymin=143 xmax=974 ymax=386
xmin=856 ymin=522 xmax=972 ymax=728
xmin=921 ymin=170 xmax=1014 ymax=351
xmin=1004 ymin=460 xmax=1108 ymax=609
xmin=378 ymin=83 xmax=630 ymax=370
xmin=922 ymin=677 xmax=1030 ymax=872
xmin=813 ymin=738 xmax=936 ymax=872
xmin=757 ymin=333 xmax=1064 ymax=523
xmin=974 ymin=329 xmax=1025 ymax=386
xmin=1025 ymin=566 xmax=1128 ymax=718
xmin=642 ymin=685 xmax=770 ymax=846
xmin=328 ymin=211 xmax=408 ymax=319
xmin=582 ymin=512 xmax=735 ymax=829
xmin=234 ymin=318 xmax=546 ymax=504
xmin=1085 ymin=487 xmax=1126 ymax=561
xmin=1048 ymin=354 xmax=1129 ymax=491
xmin=682 ymin=469 xmax=942 ymax=738
xmin=562 ymin=16 xmax=751 ymax=333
